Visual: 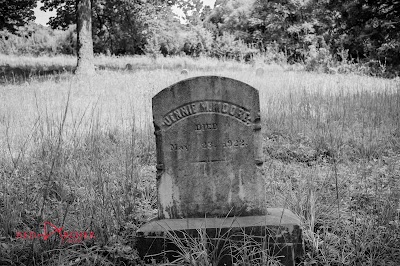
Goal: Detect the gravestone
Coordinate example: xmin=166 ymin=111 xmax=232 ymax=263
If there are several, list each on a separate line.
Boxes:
xmin=137 ymin=76 xmax=303 ymax=266
xmin=256 ymin=67 xmax=265 ymax=76
xmin=153 ymin=76 xmax=265 ymax=219
xmin=125 ymin=63 xmax=133 ymax=70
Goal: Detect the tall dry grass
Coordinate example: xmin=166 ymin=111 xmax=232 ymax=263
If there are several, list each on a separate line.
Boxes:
xmin=0 ymin=55 xmax=399 ymax=265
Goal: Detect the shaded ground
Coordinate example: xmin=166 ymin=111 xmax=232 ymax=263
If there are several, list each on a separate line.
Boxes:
xmin=0 ymin=64 xmax=76 ymax=84
xmin=0 ymin=64 xmax=172 ymax=84
xmin=0 ymin=61 xmax=247 ymax=85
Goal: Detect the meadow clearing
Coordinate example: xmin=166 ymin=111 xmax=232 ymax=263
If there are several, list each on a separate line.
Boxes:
xmin=0 ymin=54 xmax=399 ymax=265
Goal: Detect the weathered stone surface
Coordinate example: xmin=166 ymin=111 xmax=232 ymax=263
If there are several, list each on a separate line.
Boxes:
xmin=137 ymin=208 xmax=304 ymax=266
xmin=152 ymin=76 xmax=265 ymax=219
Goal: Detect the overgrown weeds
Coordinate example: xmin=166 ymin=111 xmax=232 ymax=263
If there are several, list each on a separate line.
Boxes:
xmin=0 ymin=83 xmax=155 ymax=264
xmin=0 ymin=61 xmax=399 ymax=265
xmin=159 ymin=227 xmax=285 ymax=266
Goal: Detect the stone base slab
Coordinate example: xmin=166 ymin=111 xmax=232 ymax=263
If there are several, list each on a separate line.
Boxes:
xmin=137 ymin=208 xmax=303 ymax=266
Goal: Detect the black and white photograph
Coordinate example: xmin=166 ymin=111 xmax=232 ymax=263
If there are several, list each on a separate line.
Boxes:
xmin=0 ymin=0 xmax=399 ymax=265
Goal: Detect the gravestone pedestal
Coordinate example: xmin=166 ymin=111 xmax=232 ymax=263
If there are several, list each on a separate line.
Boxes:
xmin=137 ymin=208 xmax=303 ymax=266
xmin=137 ymin=76 xmax=303 ymax=265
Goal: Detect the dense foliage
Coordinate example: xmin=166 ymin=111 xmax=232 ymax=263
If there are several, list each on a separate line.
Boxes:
xmin=329 ymin=0 xmax=400 ymax=74
xmin=40 ymin=0 xmax=179 ymax=55
xmin=0 ymin=23 xmax=75 ymax=56
xmin=1 ymin=0 xmax=399 ymax=76
xmin=0 ymin=0 xmax=36 ymax=33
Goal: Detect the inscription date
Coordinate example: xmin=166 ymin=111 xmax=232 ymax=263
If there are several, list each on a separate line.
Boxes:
xmin=201 ymin=139 xmax=248 ymax=150
xmin=169 ymin=139 xmax=248 ymax=152
xmin=170 ymin=143 xmax=188 ymax=151
xmin=222 ymin=139 xmax=247 ymax=148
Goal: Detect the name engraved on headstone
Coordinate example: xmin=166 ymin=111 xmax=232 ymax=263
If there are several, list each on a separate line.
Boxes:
xmin=153 ymin=76 xmax=265 ymax=219
xmin=162 ymin=100 xmax=252 ymax=127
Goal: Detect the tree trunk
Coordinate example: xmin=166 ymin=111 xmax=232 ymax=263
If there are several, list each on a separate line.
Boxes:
xmin=75 ymin=0 xmax=96 ymax=76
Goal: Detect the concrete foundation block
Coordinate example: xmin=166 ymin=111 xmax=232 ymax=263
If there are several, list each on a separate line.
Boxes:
xmin=137 ymin=208 xmax=303 ymax=266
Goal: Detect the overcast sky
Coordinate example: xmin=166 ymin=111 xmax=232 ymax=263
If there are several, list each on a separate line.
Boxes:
xmin=34 ymin=0 xmax=217 ymax=26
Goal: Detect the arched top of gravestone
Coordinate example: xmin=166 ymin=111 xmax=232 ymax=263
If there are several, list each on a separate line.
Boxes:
xmin=153 ymin=76 xmax=260 ymax=130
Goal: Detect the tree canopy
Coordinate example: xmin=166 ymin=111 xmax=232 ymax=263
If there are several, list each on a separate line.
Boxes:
xmin=328 ymin=0 xmax=400 ymax=70
xmin=40 ymin=0 xmax=180 ymax=55
xmin=0 ymin=0 xmax=36 ymax=33
xmin=1 ymin=0 xmax=400 ymax=75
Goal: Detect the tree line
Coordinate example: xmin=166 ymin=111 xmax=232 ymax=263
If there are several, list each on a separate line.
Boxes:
xmin=1 ymin=0 xmax=399 ymax=76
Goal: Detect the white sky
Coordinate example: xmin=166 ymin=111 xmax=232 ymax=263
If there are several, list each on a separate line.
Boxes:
xmin=203 ymin=0 xmax=216 ymax=7
xmin=172 ymin=0 xmax=216 ymax=22
xmin=34 ymin=0 xmax=217 ymax=26
xmin=34 ymin=2 xmax=55 ymax=26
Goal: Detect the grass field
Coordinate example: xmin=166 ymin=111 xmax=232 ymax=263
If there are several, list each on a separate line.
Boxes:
xmin=0 ymin=55 xmax=399 ymax=265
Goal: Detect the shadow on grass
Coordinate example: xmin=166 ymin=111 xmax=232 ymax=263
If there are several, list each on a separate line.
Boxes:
xmin=0 ymin=64 xmax=76 ymax=84
xmin=0 ymin=62 xmax=221 ymax=85
xmin=0 ymin=64 xmax=158 ymax=84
